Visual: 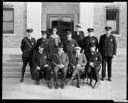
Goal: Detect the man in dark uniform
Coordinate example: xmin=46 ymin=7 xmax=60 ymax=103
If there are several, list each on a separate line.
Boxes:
xmin=99 ymin=26 xmax=117 ymax=81
xmin=63 ymin=31 xmax=78 ymax=59
xmin=52 ymin=44 xmax=69 ymax=89
xmin=82 ymin=28 xmax=98 ymax=62
xmin=32 ymin=44 xmax=52 ymax=89
xmin=20 ymin=28 xmax=36 ymax=82
xmin=72 ymin=24 xmax=85 ymax=49
xmin=87 ymin=43 xmax=102 ymax=89
xmin=68 ymin=46 xmax=87 ymax=88
xmin=36 ymin=31 xmax=49 ymax=52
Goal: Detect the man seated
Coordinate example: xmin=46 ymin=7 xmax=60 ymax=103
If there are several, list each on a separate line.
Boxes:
xmin=32 ymin=44 xmax=52 ymax=89
xmin=52 ymin=43 xmax=69 ymax=89
xmin=68 ymin=46 xmax=87 ymax=88
xmin=87 ymin=43 xmax=102 ymax=89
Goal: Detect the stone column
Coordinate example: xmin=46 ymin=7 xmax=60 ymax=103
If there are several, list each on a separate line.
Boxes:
xmin=27 ymin=2 xmax=42 ymax=40
xmin=79 ymin=3 xmax=94 ymax=36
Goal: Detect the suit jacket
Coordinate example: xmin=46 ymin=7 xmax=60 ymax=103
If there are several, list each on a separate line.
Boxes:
xmin=21 ymin=37 xmax=36 ymax=58
xmin=36 ymin=38 xmax=49 ymax=52
xmin=82 ymin=36 xmax=98 ymax=53
xmin=52 ymin=52 xmax=69 ymax=68
xmin=70 ymin=53 xmax=87 ymax=67
xmin=72 ymin=31 xmax=85 ymax=48
xmin=99 ymin=34 xmax=117 ymax=57
xmin=88 ymin=51 xmax=102 ymax=68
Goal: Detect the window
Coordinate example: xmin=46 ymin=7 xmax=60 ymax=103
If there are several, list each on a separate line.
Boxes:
xmin=3 ymin=7 xmax=14 ymax=34
xmin=106 ymin=7 xmax=119 ymax=35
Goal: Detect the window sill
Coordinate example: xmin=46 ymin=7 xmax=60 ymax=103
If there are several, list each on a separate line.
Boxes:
xmin=3 ymin=33 xmax=16 ymax=37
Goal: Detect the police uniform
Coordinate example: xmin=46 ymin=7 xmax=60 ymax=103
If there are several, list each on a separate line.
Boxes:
xmin=36 ymin=31 xmax=49 ymax=52
xmin=72 ymin=24 xmax=85 ymax=48
xmin=20 ymin=28 xmax=36 ymax=82
xmin=99 ymin=26 xmax=117 ymax=81
xmin=63 ymin=32 xmax=78 ymax=59
xmin=82 ymin=28 xmax=98 ymax=61
xmin=32 ymin=45 xmax=52 ymax=88
xmin=87 ymin=43 xmax=102 ymax=88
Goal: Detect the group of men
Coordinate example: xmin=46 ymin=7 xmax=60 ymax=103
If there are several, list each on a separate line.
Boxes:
xmin=20 ymin=24 xmax=117 ymax=89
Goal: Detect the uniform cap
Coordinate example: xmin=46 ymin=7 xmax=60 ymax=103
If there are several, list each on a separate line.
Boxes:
xmin=41 ymin=31 xmax=47 ymax=35
xmin=105 ymin=26 xmax=112 ymax=31
xmin=75 ymin=24 xmax=81 ymax=28
xmin=26 ymin=28 xmax=33 ymax=33
xmin=75 ymin=46 xmax=81 ymax=50
xmin=87 ymin=28 xmax=94 ymax=32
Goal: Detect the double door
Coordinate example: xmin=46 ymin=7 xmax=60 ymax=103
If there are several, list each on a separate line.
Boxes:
xmin=47 ymin=14 xmax=74 ymax=42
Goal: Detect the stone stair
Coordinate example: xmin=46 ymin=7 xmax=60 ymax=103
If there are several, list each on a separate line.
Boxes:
xmin=2 ymin=48 xmax=126 ymax=78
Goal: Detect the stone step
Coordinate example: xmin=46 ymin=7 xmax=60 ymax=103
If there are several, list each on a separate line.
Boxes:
xmin=3 ymin=67 xmax=30 ymax=72
xmin=3 ymin=72 xmax=30 ymax=78
xmin=3 ymin=58 xmax=22 ymax=63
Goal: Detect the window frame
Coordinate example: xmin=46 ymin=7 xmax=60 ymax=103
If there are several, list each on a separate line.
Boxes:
xmin=3 ymin=7 xmax=15 ymax=36
xmin=106 ymin=6 xmax=120 ymax=37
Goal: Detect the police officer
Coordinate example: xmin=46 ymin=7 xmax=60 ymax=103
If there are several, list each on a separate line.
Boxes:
xmin=32 ymin=44 xmax=52 ymax=89
xmin=82 ymin=28 xmax=98 ymax=62
xmin=99 ymin=26 xmax=117 ymax=81
xmin=87 ymin=43 xmax=102 ymax=89
xmin=72 ymin=24 xmax=85 ymax=49
xmin=36 ymin=31 xmax=49 ymax=52
xmin=63 ymin=31 xmax=78 ymax=59
xmin=20 ymin=28 xmax=36 ymax=82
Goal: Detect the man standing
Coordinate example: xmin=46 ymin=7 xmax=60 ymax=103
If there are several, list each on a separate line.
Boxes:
xmin=20 ymin=28 xmax=36 ymax=82
xmin=52 ymin=44 xmax=69 ymax=89
xmin=99 ymin=26 xmax=117 ymax=81
xmin=68 ymin=46 xmax=87 ymax=88
xmin=36 ymin=31 xmax=49 ymax=52
xmin=63 ymin=31 xmax=78 ymax=59
xmin=32 ymin=44 xmax=52 ymax=89
xmin=72 ymin=24 xmax=85 ymax=49
xmin=82 ymin=28 xmax=98 ymax=62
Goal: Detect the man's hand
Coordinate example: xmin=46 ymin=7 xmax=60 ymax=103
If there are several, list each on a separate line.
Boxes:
xmin=113 ymin=55 xmax=116 ymax=58
xmin=89 ymin=62 xmax=94 ymax=67
xmin=73 ymin=65 xmax=76 ymax=69
xmin=77 ymin=64 xmax=81 ymax=68
xmin=59 ymin=64 xmax=64 ymax=68
xmin=36 ymin=66 xmax=40 ymax=70
xmin=44 ymin=64 xmax=48 ymax=67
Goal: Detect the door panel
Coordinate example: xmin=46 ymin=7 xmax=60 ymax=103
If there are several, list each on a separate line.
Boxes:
xmin=47 ymin=14 xmax=74 ymax=42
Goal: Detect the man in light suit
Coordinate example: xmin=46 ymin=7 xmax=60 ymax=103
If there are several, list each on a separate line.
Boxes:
xmin=68 ymin=46 xmax=87 ymax=88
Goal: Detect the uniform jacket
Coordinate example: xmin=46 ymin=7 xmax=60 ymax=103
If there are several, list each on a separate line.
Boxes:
xmin=36 ymin=38 xmax=49 ymax=52
xmin=52 ymin=52 xmax=69 ymax=68
xmin=32 ymin=51 xmax=51 ymax=69
xmin=99 ymin=34 xmax=117 ymax=57
xmin=21 ymin=37 xmax=36 ymax=58
xmin=72 ymin=31 xmax=85 ymax=48
xmin=63 ymin=39 xmax=78 ymax=57
xmin=88 ymin=51 xmax=102 ymax=68
xmin=82 ymin=36 xmax=98 ymax=53
xmin=70 ymin=53 xmax=87 ymax=67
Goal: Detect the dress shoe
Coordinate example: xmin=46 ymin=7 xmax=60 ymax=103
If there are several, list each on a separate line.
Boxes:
xmin=34 ymin=81 xmax=40 ymax=85
xmin=108 ymin=78 xmax=112 ymax=81
xmin=77 ymin=84 xmax=80 ymax=88
xmin=92 ymin=83 xmax=99 ymax=89
xmin=48 ymin=83 xmax=52 ymax=89
xmin=101 ymin=78 xmax=105 ymax=81
xmin=55 ymin=84 xmax=59 ymax=89
xmin=61 ymin=83 xmax=65 ymax=89
xmin=20 ymin=78 xmax=24 ymax=82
